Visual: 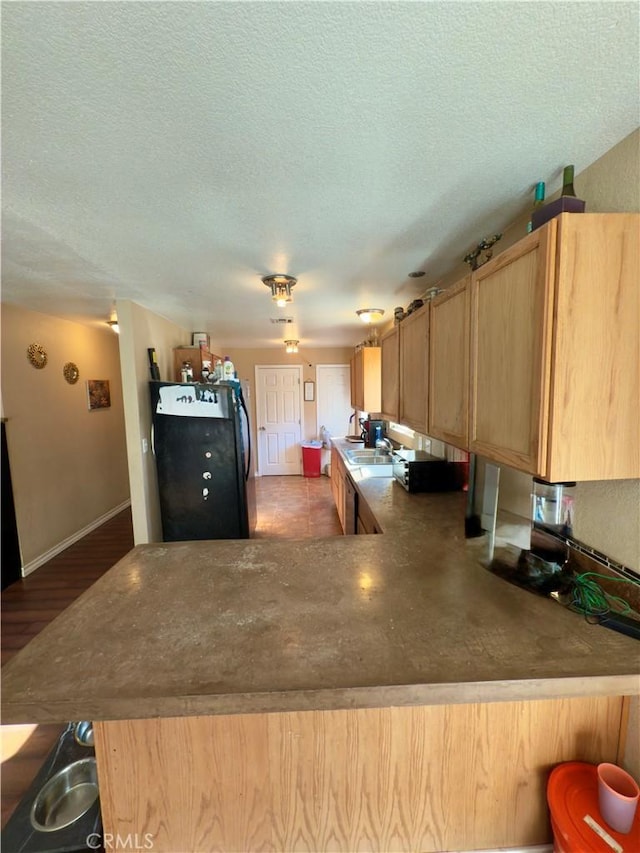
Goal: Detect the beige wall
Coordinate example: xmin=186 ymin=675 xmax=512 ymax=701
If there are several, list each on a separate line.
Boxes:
xmin=0 ymin=303 xmax=130 ymax=568
xmin=116 ymin=299 xmax=188 ymax=545
xmin=223 ymin=346 xmax=353 ymax=471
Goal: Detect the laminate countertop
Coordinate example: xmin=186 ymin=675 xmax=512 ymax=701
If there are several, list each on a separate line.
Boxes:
xmin=2 ymin=444 xmax=639 ymax=723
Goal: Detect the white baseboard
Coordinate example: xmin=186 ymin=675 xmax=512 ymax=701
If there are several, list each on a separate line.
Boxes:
xmin=21 ymin=499 xmax=131 ymax=578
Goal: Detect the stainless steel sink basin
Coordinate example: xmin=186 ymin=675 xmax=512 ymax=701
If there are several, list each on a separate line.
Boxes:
xmin=345 ymin=450 xmax=392 ymax=465
xmin=30 ymin=758 xmax=99 ymax=832
xmin=357 ymin=463 xmax=394 ymax=478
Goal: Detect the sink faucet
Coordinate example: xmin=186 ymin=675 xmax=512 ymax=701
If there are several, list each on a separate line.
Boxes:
xmin=375 ymin=437 xmax=393 ymax=452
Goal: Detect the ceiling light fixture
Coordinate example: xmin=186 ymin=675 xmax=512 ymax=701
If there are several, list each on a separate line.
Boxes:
xmin=262 ymin=274 xmax=297 ymax=307
xmin=356 ymin=308 xmax=385 ymax=324
xmin=408 ymin=271 xmax=426 ymax=278
xmin=106 ymin=308 xmax=119 ymax=334
xmin=284 ymin=339 xmax=299 ymax=354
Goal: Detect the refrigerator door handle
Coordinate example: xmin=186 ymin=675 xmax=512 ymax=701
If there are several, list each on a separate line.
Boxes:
xmin=239 ymin=395 xmax=251 ymax=481
xmin=150 ymin=423 xmax=155 ymax=456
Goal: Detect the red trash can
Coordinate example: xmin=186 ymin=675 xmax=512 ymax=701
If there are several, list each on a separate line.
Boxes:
xmin=301 ymin=441 xmax=322 ymax=477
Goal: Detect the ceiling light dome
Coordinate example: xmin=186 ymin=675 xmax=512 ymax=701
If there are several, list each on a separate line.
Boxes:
xmin=262 ymin=274 xmax=297 ymax=307
xmin=356 ymin=308 xmax=384 ymax=324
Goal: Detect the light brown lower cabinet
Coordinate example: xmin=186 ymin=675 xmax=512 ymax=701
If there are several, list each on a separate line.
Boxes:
xmin=330 ymin=444 xmax=347 ymax=532
xmin=94 ymin=695 xmax=625 ymax=852
xmin=357 ymin=493 xmax=381 ymax=534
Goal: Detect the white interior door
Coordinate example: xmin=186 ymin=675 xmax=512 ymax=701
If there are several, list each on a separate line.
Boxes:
xmin=255 ymin=366 xmax=302 ymax=475
xmin=316 ymin=364 xmax=352 ymax=441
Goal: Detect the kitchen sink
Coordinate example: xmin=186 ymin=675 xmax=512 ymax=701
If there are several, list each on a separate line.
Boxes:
xmin=357 ymin=463 xmax=394 ymax=478
xmin=343 ymin=448 xmax=394 ymax=478
xmin=345 ymin=450 xmax=392 ymax=465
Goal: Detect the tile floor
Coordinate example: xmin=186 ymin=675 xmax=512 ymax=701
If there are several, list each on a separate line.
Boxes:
xmin=253 ymin=473 xmax=342 ymax=538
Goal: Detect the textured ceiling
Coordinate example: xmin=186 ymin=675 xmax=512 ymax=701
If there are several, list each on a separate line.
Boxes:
xmin=2 ymin=1 xmax=639 ymax=347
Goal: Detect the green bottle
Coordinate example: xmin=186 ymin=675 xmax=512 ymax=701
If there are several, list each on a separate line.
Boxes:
xmin=527 ymin=182 xmax=546 ymax=234
xmin=560 ymin=165 xmax=576 ymax=197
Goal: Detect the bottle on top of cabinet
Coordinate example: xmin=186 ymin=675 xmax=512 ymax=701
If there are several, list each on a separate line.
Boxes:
xmin=223 ymin=356 xmax=235 ymax=380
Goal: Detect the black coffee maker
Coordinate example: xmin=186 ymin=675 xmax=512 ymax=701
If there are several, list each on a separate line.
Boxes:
xmin=359 ymin=418 xmax=384 ymax=447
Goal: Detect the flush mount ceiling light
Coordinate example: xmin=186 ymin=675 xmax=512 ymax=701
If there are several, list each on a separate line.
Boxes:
xmin=106 ymin=309 xmax=119 ymax=334
xmin=284 ymin=339 xmax=299 ymax=353
xmin=356 ymin=308 xmax=385 ymax=324
xmin=262 ymin=274 xmax=297 ymax=307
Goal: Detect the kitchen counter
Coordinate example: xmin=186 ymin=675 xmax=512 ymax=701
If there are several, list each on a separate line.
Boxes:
xmin=2 ymin=459 xmax=638 ymax=723
xmin=5 ymin=443 xmax=638 ymax=852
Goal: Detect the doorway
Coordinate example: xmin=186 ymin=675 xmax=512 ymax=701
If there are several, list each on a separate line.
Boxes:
xmin=1 ymin=421 xmax=22 ymax=589
xmin=316 ymin=364 xmax=352 ymax=442
xmin=254 ymin=365 xmax=303 ymax=475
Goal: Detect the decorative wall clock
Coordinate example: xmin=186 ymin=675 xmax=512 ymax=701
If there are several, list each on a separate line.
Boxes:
xmin=63 ymin=362 xmax=80 ymax=384
xmin=27 ymin=343 xmax=48 ymax=369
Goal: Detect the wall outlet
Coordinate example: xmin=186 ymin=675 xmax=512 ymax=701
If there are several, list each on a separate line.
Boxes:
xmin=142 ymin=438 xmax=149 ymax=454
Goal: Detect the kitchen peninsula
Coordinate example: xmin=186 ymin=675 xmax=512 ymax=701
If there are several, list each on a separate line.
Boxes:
xmin=3 ymin=456 xmax=638 ymax=852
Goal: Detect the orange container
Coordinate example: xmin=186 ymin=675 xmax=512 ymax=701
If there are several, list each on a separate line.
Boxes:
xmin=547 ymin=761 xmax=640 ymax=852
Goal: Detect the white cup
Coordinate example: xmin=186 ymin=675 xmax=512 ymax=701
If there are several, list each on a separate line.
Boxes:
xmin=597 ymin=762 xmax=639 ymax=834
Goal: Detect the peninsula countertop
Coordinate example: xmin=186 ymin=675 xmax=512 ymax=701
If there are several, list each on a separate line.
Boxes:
xmin=2 ymin=461 xmax=639 ymax=723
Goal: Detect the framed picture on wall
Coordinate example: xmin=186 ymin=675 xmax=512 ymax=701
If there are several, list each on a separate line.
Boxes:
xmin=87 ymin=379 xmax=111 ymax=410
xmin=304 ymin=381 xmax=315 ymax=402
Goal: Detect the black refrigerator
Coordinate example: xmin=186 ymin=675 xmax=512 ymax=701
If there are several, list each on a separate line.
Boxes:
xmin=150 ymin=381 xmax=256 ymax=541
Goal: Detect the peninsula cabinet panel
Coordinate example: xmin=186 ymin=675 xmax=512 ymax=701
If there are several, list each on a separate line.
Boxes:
xmin=399 ymin=303 xmax=429 ymax=433
xmin=380 ymin=326 xmax=399 ymax=421
xmin=350 ymin=348 xmax=381 ymax=413
xmin=94 ymin=695 xmax=624 ymax=852
xmin=428 ymin=275 xmax=470 ymax=449
xmin=470 ymin=213 xmax=640 ymax=481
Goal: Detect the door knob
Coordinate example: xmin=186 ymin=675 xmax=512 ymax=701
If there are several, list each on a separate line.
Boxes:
xmin=259 ymin=426 xmax=266 ymax=431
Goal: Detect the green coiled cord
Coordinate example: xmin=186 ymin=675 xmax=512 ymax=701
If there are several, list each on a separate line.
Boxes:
xmin=570 ymin=571 xmax=640 ymax=619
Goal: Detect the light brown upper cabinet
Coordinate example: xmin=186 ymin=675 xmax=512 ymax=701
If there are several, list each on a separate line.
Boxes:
xmin=470 ymin=213 xmax=639 ymax=481
xmin=350 ymin=348 xmax=381 ymax=413
xmin=380 ymin=326 xmax=399 ymax=421
xmin=428 ymin=276 xmax=470 ymax=450
xmin=399 ymin=303 xmax=429 ymax=434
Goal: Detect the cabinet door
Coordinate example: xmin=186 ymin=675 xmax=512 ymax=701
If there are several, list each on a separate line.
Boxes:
xmin=350 ymin=349 xmax=381 ymax=413
xmin=548 ymin=213 xmax=640 ymax=480
xmin=469 ymin=223 xmax=556 ymax=475
xmin=380 ymin=327 xmax=399 ymax=421
xmin=428 ymin=276 xmax=470 ymax=449
xmin=331 ymin=446 xmax=346 ymax=530
xmin=361 ymin=348 xmax=381 ymax=413
xmin=399 ymin=304 xmax=429 ymax=433
xmin=350 ymin=353 xmax=363 ymax=410
xmin=357 ymin=495 xmax=380 ymax=534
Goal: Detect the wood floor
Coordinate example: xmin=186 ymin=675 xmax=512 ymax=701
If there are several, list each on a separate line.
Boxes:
xmin=1 ymin=474 xmax=340 ymax=829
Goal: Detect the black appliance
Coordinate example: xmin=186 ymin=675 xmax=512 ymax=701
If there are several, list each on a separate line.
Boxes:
xmin=150 ymin=381 xmax=256 ymax=541
xmin=391 ymin=449 xmax=468 ymax=493
xmin=359 ymin=418 xmax=384 ymax=447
